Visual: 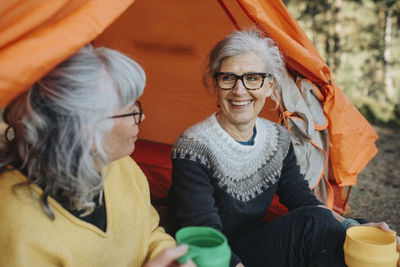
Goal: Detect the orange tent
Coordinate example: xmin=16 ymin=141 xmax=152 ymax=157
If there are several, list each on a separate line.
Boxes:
xmin=0 ymin=0 xmax=378 ymax=214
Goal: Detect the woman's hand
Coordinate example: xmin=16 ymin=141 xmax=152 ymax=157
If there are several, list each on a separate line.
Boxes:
xmin=397 ymin=235 xmax=400 ymax=267
xmin=235 ymin=263 xmax=245 ymax=267
xmin=317 ymin=206 xmax=400 ymax=266
xmin=144 ymin=245 xmax=196 ymax=267
xmin=350 ymin=222 xmax=400 ymax=267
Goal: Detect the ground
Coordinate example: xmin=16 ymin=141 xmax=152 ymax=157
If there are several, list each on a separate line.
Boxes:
xmin=346 ymin=125 xmax=400 ymax=232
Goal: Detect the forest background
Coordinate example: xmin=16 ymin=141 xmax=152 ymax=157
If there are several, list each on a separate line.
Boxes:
xmin=284 ymin=0 xmax=400 ymax=230
xmin=285 ymin=0 xmax=400 ymax=124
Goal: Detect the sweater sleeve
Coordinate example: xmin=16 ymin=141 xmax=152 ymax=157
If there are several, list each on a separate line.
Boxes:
xmin=276 ymin=143 xmax=322 ymax=210
xmin=145 ymin=206 xmax=176 ymax=262
xmin=132 ymin=163 xmax=176 ymax=263
xmin=170 ymin=158 xmax=242 ymax=267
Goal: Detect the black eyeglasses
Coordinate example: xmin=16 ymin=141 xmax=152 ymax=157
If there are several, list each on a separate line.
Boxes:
xmin=110 ymin=101 xmax=143 ymax=125
xmin=214 ymin=72 xmax=273 ymax=90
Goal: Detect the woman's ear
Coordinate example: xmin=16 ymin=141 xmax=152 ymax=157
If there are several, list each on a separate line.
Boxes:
xmin=265 ymin=77 xmax=276 ymax=97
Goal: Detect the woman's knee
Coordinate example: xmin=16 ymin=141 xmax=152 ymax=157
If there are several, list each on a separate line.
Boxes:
xmin=293 ymin=206 xmax=335 ymax=221
xmin=291 ymin=206 xmax=345 ymax=234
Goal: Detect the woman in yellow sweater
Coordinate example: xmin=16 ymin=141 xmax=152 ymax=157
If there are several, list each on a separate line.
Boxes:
xmin=0 ymin=45 xmax=194 ymax=267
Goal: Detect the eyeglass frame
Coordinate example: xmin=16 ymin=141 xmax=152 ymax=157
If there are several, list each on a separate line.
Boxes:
xmin=109 ymin=101 xmax=143 ymax=125
xmin=213 ymin=72 xmax=273 ymax=90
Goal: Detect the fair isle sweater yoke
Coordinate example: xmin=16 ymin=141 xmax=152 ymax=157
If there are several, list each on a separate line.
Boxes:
xmin=172 ymin=113 xmax=291 ymax=201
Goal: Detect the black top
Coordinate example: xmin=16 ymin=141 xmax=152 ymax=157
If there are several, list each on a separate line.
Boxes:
xmin=167 ymin=144 xmax=322 ymax=266
xmin=62 ymin=194 xmax=106 ymax=232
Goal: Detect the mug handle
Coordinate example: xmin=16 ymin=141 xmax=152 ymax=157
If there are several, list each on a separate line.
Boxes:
xmin=178 ymin=249 xmax=198 ymax=264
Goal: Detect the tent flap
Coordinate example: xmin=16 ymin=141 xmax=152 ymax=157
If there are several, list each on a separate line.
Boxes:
xmin=0 ymin=0 xmax=378 ymax=201
xmin=234 ymin=0 xmax=378 ymax=186
xmin=0 ymin=0 xmax=134 ymax=109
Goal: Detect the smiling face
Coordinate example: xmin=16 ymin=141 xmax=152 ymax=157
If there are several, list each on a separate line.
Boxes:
xmin=102 ymin=100 xmax=145 ymax=162
xmin=216 ymin=52 xmax=274 ymax=130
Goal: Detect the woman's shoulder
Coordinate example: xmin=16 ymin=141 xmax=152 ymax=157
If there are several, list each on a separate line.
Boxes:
xmin=0 ymin=172 xmax=70 ymax=264
xmin=0 ymin=170 xmax=55 ymax=236
xmin=256 ymin=117 xmax=290 ymax=139
xmin=180 ymin=113 xmax=217 ymax=138
xmin=105 ymin=156 xmax=149 ymax=192
xmin=256 ymin=117 xmax=291 ymax=156
xmin=0 ymin=169 xmax=36 ymax=210
xmin=108 ymin=156 xmax=156 ymax=182
xmin=173 ymin=114 xmax=218 ymax=149
xmin=257 ymin=117 xmax=288 ymax=131
xmin=171 ymin=114 xmax=220 ymax=164
xmin=107 ymin=156 xmax=140 ymax=173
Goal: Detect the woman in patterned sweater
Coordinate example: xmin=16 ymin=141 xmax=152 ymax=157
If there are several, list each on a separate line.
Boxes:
xmin=167 ymin=30 xmax=400 ymax=267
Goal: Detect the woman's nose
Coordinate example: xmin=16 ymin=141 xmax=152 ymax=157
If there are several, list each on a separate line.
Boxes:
xmin=232 ymin=79 xmax=247 ymax=95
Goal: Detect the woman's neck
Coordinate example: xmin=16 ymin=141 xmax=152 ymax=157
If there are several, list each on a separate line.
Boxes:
xmin=216 ymin=112 xmax=255 ymax=142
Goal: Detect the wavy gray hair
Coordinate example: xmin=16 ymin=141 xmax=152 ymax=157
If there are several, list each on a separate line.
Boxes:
xmin=204 ymin=29 xmax=288 ymax=104
xmin=0 ymin=45 xmax=145 ymax=218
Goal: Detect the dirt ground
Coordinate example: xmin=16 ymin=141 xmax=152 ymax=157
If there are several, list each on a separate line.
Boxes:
xmin=346 ymin=125 xmax=400 ymax=232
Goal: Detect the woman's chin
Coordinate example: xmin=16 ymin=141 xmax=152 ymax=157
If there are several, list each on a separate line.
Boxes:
xmin=228 ymin=115 xmax=255 ymax=127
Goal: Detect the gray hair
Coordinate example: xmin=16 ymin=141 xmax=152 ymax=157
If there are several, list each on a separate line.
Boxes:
xmin=0 ymin=45 xmax=145 ymax=217
xmin=205 ymin=29 xmax=288 ymax=104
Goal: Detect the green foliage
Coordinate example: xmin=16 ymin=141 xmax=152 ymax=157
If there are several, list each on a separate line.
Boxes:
xmin=354 ymin=97 xmax=398 ymax=125
xmin=285 ymin=0 xmax=400 ymax=125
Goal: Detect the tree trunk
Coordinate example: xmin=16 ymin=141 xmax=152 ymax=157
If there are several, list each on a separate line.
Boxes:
xmin=332 ymin=0 xmax=342 ymax=75
xmin=311 ymin=13 xmax=318 ymax=45
xmin=324 ymin=0 xmax=332 ymax=67
xmin=384 ymin=6 xmax=394 ymax=102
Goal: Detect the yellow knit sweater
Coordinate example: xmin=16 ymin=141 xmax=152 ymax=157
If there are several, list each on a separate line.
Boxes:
xmin=0 ymin=156 xmax=175 ymax=266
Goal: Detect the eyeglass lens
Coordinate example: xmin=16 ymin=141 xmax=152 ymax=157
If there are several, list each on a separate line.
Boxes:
xmin=109 ymin=101 xmax=143 ymax=125
xmin=134 ymin=101 xmax=143 ymax=125
xmin=215 ymin=73 xmax=269 ymax=90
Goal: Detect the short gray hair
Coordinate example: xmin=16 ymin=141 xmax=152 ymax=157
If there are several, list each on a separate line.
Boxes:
xmin=205 ymin=29 xmax=288 ymax=103
xmin=0 ymin=45 xmax=145 ymax=217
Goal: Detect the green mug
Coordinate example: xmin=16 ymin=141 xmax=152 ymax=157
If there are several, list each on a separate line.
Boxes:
xmin=176 ymin=226 xmax=232 ymax=267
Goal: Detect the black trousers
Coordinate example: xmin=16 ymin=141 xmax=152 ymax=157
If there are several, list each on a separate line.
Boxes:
xmin=230 ymin=206 xmax=347 ymax=267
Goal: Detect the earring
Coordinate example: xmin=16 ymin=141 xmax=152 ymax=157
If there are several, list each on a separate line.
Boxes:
xmin=5 ymin=126 xmax=15 ymax=142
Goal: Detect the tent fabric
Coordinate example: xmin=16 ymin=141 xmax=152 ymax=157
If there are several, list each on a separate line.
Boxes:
xmin=131 ymin=139 xmax=172 ymax=204
xmin=237 ymin=0 xmax=328 ymax=83
xmin=235 ymin=0 xmax=378 ymax=186
xmin=277 ymin=76 xmax=328 ymax=190
xmin=276 ymin=76 xmax=332 ymax=207
xmin=0 ymin=0 xmax=134 ymax=109
xmin=93 ymin=0 xmax=278 ymax=145
xmin=0 ymin=0 xmax=378 ymax=213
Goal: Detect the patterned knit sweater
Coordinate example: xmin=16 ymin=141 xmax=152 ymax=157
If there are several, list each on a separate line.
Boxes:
xmin=167 ymin=114 xmax=321 ymax=266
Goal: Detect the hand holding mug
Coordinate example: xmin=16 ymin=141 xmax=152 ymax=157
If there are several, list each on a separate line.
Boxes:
xmin=349 ymin=222 xmax=400 ymax=267
xmin=344 ymin=225 xmax=399 ymax=267
xmin=144 ymin=245 xmax=196 ymax=267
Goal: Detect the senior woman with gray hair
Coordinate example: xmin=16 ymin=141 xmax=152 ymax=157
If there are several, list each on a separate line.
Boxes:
xmin=0 ymin=45 xmax=195 ymax=267
xmin=167 ymin=30 xmax=400 ymax=267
